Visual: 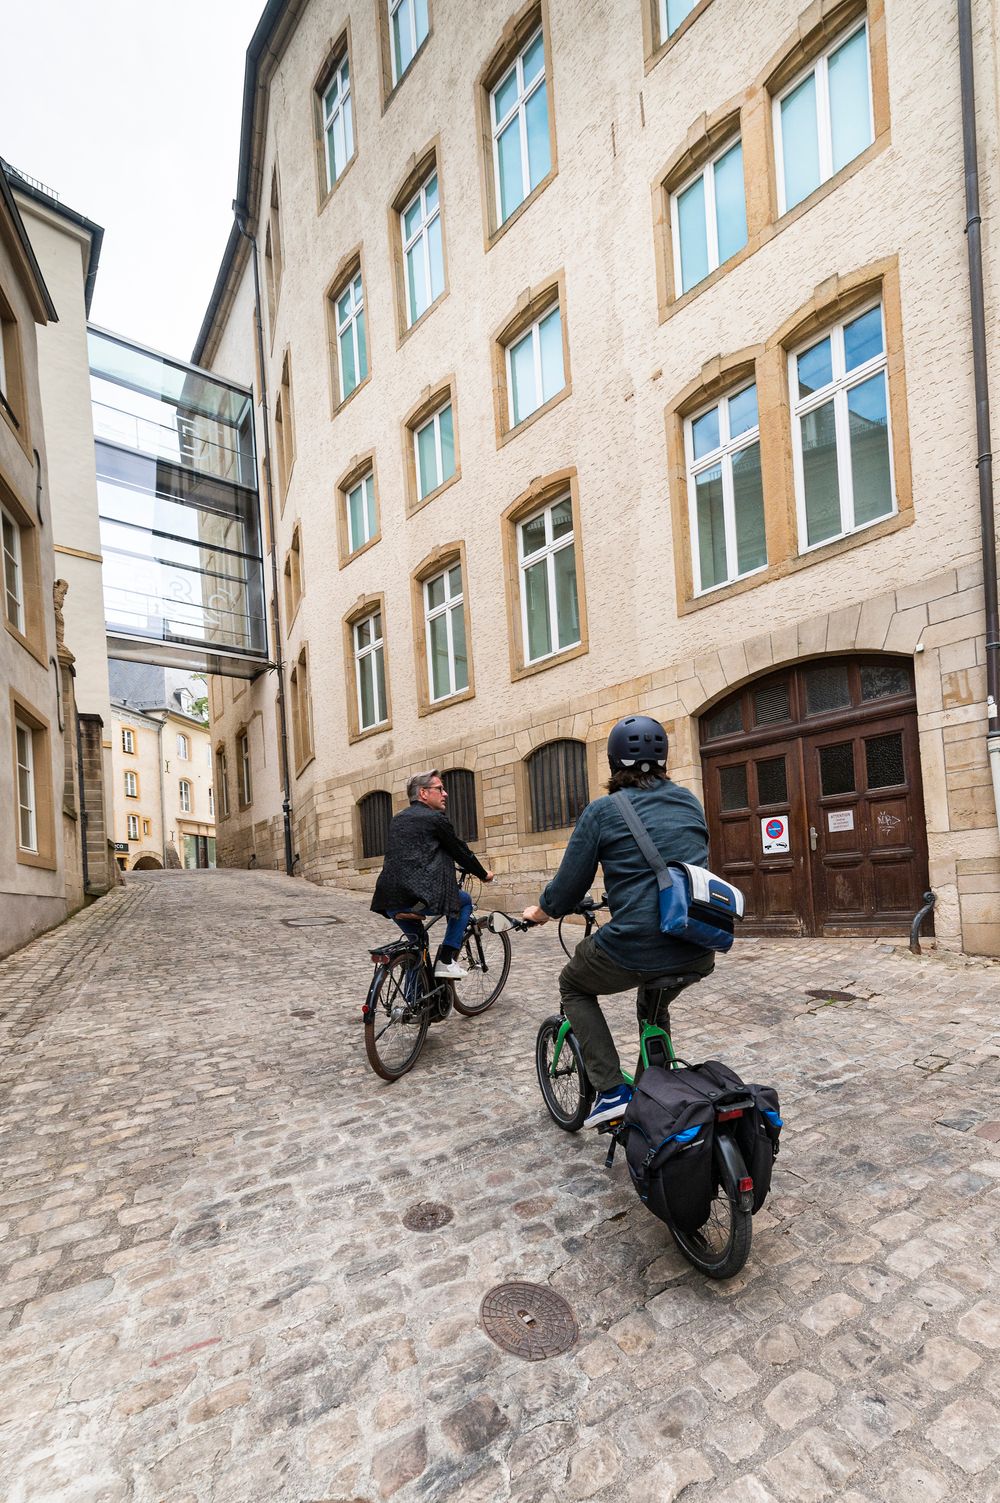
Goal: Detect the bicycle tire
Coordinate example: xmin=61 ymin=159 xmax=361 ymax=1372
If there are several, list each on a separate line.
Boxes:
xmin=535 ymin=1015 xmax=594 ymax=1132
xmin=557 ymin=912 xmax=603 ymax=960
xmin=364 ymin=954 xmax=430 ymax=1081
xmin=453 ymin=923 xmax=511 ymax=1016
xmin=668 ymin=1140 xmax=752 ymax=1279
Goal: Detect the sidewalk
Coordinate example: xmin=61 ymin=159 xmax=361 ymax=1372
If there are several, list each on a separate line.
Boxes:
xmin=1 ymin=869 xmax=999 ymax=1502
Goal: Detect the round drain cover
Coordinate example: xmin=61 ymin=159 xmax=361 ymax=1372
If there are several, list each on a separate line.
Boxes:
xmin=402 ymin=1201 xmax=454 ymax=1232
xmin=480 ymin=1282 xmax=577 ymax=1361
xmin=280 ymin=915 xmax=341 ymax=928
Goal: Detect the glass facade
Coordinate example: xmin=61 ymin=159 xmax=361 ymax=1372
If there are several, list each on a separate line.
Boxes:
xmin=89 ymin=327 xmax=268 ymax=677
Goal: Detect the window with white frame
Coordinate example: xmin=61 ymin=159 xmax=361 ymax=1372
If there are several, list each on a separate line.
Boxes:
xmin=15 ymin=721 xmax=36 ymax=852
xmin=671 ymin=138 xmax=747 ymax=295
xmin=791 ymin=301 xmax=894 ymax=551
xmin=354 ymin=609 xmax=387 ymax=731
xmin=506 ymin=303 xmax=564 ymax=429
xmin=122 ymin=727 xmax=135 ymax=754
xmin=2 ymin=503 xmax=24 ymax=633
xmin=127 ymin=813 xmax=140 ymax=841
xmin=658 ymin=0 xmax=698 ymax=42
xmin=208 ymin=786 xmax=214 ymax=817
xmin=321 ymin=54 xmax=354 ymax=190
xmin=686 ymin=382 xmax=766 ymax=594
xmin=390 ymin=0 xmax=428 ymax=86
xmin=424 ymin=563 xmax=468 ymax=702
xmin=413 ymin=400 xmax=455 ymax=500
xmin=401 ymin=171 xmax=444 ymax=327
xmin=176 ymin=733 xmax=190 ymax=760
xmin=518 ymin=496 xmax=580 ymax=664
xmin=124 ymin=770 xmax=138 ymax=798
xmin=179 ymin=779 xmax=192 ymax=813
xmin=774 ymin=20 xmax=873 ymax=214
xmin=346 ymin=470 xmax=377 ymax=554
xmin=238 ymin=732 xmax=252 ymax=806
xmin=335 ymin=271 xmax=367 ymax=401
xmin=491 ymin=26 xmax=550 ymax=226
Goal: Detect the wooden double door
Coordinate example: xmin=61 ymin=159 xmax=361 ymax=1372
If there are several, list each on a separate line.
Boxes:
xmin=701 ymin=658 xmax=930 ymax=937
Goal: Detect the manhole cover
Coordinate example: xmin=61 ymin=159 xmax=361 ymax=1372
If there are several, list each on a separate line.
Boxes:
xmin=280 ymin=915 xmax=341 ymax=928
xmin=480 ymin=1282 xmax=577 ymax=1361
xmin=402 ymin=1201 xmax=454 ymax=1232
xmin=804 ymin=989 xmax=857 ymax=1002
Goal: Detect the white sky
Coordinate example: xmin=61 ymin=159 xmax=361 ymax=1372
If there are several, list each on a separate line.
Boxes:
xmin=1 ymin=0 xmax=264 ymax=359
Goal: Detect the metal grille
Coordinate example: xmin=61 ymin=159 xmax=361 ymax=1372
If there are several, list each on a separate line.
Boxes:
xmin=865 ymin=732 xmax=905 ymax=789
xmin=753 ymin=681 xmax=791 ymax=726
xmin=755 ymin=756 xmax=788 ymax=806
xmin=804 ymin=663 xmax=851 ymax=715
xmin=443 ymin=769 xmax=478 ymax=843
xmin=861 ymin=662 xmax=911 ymax=701
xmin=719 ymin=764 xmax=748 ymax=811
xmin=703 ymin=700 xmax=743 ymax=740
xmin=359 ymin=791 xmax=392 ymax=859
xmin=527 ymin=740 xmax=589 ymax=833
xmin=819 ymin=743 xmax=856 ymax=796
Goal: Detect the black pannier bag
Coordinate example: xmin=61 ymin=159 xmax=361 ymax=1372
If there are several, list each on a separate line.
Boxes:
xmin=620 ymin=1061 xmax=782 ymax=1230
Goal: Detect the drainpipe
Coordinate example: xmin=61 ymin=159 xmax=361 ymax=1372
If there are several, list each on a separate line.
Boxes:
xmin=157 ymin=716 xmax=168 ymax=868
xmin=234 ymin=203 xmax=294 ymax=877
xmin=958 ymin=0 xmax=1000 ymax=839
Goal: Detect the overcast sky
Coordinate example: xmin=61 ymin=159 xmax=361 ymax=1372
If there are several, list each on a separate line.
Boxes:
xmin=1 ymin=0 xmax=263 ymax=360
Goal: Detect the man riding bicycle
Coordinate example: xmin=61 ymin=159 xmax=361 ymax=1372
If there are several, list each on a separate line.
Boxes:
xmin=372 ymin=770 xmax=493 ymax=980
xmin=523 ymin=716 xmax=714 ymax=1127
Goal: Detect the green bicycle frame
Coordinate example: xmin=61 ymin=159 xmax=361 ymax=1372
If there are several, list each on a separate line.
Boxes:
xmin=550 ymin=1014 xmax=677 ymax=1082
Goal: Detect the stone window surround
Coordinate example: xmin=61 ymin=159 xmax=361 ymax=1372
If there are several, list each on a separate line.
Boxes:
xmin=410 ymin=539 xmax=476 ymax=718
xmin=1 ymin=467 xmax=46 ymax=668
xmin=342 ymin=591 xmax=393 ymax=745
xmin=10 ymin=688 xmax=56 ymax=871
xmin=665 ymin=256 xmax=913 ymax=616
xmin=491 ymin=270 xmax=571 ymax=447
xmin=651 ymin=0 xmax=890 ymax=319
xmin=235 ymin=723 xmax=253 ymax=810
xmin=263 ymin=165 xmax=283 ymax=348
xmin=274 ymin=348 xmax=295 ymax=510
xmin=513 ymin=735 xmax=602 ymax=848
xmin=642 ymin=0 xmax=717 ymax=72
xmin=0 ymin=284 xmax=30 ymax=455
xmin=312 ymin=24 xmax=358 ymax=214
xmin=402 ymin=377 xmax=460 ymax=516
xmin=335 ymin=452 xmax=382 ymax=569
xmin=500 ymin=466 xmax=589 ymax=684
xmin=376 ymin=0 xmax=433 ymax=113
xmin=354 ymin=784 xmax=395 ymax=871
xmin=388 ymin=140 xmax=450 ymax=346
xmin=324 ymin=244 xmax=371 ymax=417
xmin=215 ymin=742 xmax=230 ymax=820
xmin=124 ymin=768 xmax=140 ymax=799
xmin=283 ymin=522 xmax=304 ymax=628
xmin=474 ymin=0 xmax=558 ymax=252
xmin=289 ymin=641 xmax=315 ymax=777
xmin=440 ymin=762 xmax=486 ymax=851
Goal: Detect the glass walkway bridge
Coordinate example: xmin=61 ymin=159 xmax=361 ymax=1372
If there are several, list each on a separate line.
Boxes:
xmin=89 ymin=326 xmax=269 ymax=678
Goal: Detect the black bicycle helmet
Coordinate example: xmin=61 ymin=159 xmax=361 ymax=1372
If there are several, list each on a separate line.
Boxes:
xmin=607 ymin=715 xmax=668 ymax=773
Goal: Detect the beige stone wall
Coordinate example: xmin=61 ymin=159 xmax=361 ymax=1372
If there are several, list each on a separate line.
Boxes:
xmin=204 ymin=0 xmax=1000 ymax=953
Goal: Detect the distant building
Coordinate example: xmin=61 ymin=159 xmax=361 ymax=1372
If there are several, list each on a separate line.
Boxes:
xmin=196 ymin=0 xmax=999 ymax=953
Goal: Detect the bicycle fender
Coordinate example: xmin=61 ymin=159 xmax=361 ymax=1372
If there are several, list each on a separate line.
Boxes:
xmin=714 ymin=1131 xmax=754 ymax=1213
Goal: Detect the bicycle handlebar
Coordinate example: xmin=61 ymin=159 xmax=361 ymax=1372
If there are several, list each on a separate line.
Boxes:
xmin=573 ymin=895 xmax=609 ymax=916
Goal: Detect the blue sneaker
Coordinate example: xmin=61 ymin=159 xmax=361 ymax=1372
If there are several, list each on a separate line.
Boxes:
xmin=584 ymin=1085 xmax=633 ymax=1129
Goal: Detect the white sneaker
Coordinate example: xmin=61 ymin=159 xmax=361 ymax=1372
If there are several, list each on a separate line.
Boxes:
xmin=434 ymin=959 xmax=468 ymax=980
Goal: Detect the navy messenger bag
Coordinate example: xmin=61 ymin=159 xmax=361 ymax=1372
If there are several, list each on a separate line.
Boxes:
xmin=612 ymin=791 xmax=745 ymax=953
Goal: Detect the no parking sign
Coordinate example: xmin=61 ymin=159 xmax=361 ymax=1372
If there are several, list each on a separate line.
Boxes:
xmin=761 ymin=815 xmax=790 ymax=854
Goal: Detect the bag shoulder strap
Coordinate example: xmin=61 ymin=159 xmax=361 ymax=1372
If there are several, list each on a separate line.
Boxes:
xmin=611 ymin=790 xmax=674 ymax=891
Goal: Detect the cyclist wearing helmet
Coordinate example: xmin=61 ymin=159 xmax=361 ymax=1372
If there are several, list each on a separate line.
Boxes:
xmin=522 ymin=715 xmax=713 ymax=1126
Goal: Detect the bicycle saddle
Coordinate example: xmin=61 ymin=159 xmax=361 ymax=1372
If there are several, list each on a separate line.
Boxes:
xmin=641 ymin=971 xmax=705 ymax=993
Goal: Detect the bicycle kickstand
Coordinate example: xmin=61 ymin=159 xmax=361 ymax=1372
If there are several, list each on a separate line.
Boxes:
xmin=597 ymin=1121 xmax=620 ymax=1171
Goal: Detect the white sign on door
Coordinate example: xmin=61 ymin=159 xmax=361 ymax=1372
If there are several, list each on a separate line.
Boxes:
xmin=828 ymin=810 xmax=855 ymax=832
xmin=761 ymin=815 xmax=790 ymax=854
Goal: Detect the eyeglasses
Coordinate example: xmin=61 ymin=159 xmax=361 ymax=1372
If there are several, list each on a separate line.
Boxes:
xmin=426 ymin=783 xmax=446 ymax=793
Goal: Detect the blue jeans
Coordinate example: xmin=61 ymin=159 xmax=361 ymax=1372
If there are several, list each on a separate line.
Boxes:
xmin=389 ymin=887 xmax=473 ymax=952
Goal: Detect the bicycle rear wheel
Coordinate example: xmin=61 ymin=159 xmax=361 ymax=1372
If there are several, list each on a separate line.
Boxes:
xmin=669 ymin=1140 xmax=752 ymax=1279
xmin=454 ymin=921 xmax=511 ymax=1015
xmin=364 ymin=954 xmax=430 ymax=1081
xmin=536 ymin=1015 xmax=594 ymax=1132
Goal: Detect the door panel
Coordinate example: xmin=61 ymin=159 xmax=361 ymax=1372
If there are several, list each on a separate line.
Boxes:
xmin=704 ymin=739 xmax=810 ymax=935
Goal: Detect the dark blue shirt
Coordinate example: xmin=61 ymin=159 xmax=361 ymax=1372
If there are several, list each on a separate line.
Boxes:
xmin=539 ymin=780 xmax=712 ymax=971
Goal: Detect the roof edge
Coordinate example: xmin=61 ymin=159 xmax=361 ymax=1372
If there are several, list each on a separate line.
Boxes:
xmin=5 ymin=165 xmax=105 ymax=317
xmin=0 ymin=162 xmax=58 ymax=322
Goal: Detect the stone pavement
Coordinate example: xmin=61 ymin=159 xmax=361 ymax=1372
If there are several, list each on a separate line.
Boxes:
xmin=1 ymin=871 xmax=1000 ymax=1503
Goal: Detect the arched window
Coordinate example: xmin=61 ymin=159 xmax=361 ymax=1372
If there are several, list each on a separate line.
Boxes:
xmin=526 ymin=739 xmax=589 ymax=833
xmin=442 ymin=768 xmax=477 ymax=843
xmin=359 ymin=790 xmax=393 ymax=859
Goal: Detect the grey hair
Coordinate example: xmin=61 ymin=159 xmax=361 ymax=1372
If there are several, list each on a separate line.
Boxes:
xmin=407 ymin=769 xmax=442 ymax=803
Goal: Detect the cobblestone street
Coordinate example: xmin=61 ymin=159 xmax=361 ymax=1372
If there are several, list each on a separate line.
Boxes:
xmin=2 ymin=871 xmax=1000 ymax=1502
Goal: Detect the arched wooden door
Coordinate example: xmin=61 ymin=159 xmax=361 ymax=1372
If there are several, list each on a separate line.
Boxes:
xmin=700 ymin=656 xmax=930 ymax=937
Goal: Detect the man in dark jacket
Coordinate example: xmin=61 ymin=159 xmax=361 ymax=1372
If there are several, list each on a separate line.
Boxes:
xmin=523 ymin=716 xmax=713 ymax=1126
xmin=372 ymin=770 xmax=493 ymax=979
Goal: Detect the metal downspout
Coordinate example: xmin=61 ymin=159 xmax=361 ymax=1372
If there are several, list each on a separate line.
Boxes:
xmin=958 ymin=0 xmax=1000 ymax=841
xmin=235 ymin=206 xmax=294 ymax=877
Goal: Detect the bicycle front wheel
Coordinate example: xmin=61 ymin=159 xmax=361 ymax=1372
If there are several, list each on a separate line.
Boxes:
xmin=364 ymin=955 xmax=430 ymax=1081
xmin=454 ymin=921 xmax=511 ymax=1016
xmin=669 ymin=1142 xmax=752 ymax=1279
xmin=536 ymin=1015 xmax=594 ymax=1132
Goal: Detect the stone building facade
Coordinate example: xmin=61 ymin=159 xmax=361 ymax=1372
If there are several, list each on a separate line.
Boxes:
xmin=196 ymin=0 xmax=1000 ymax=953
xmin=110 ymin=701 xmax=216 ymax=872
